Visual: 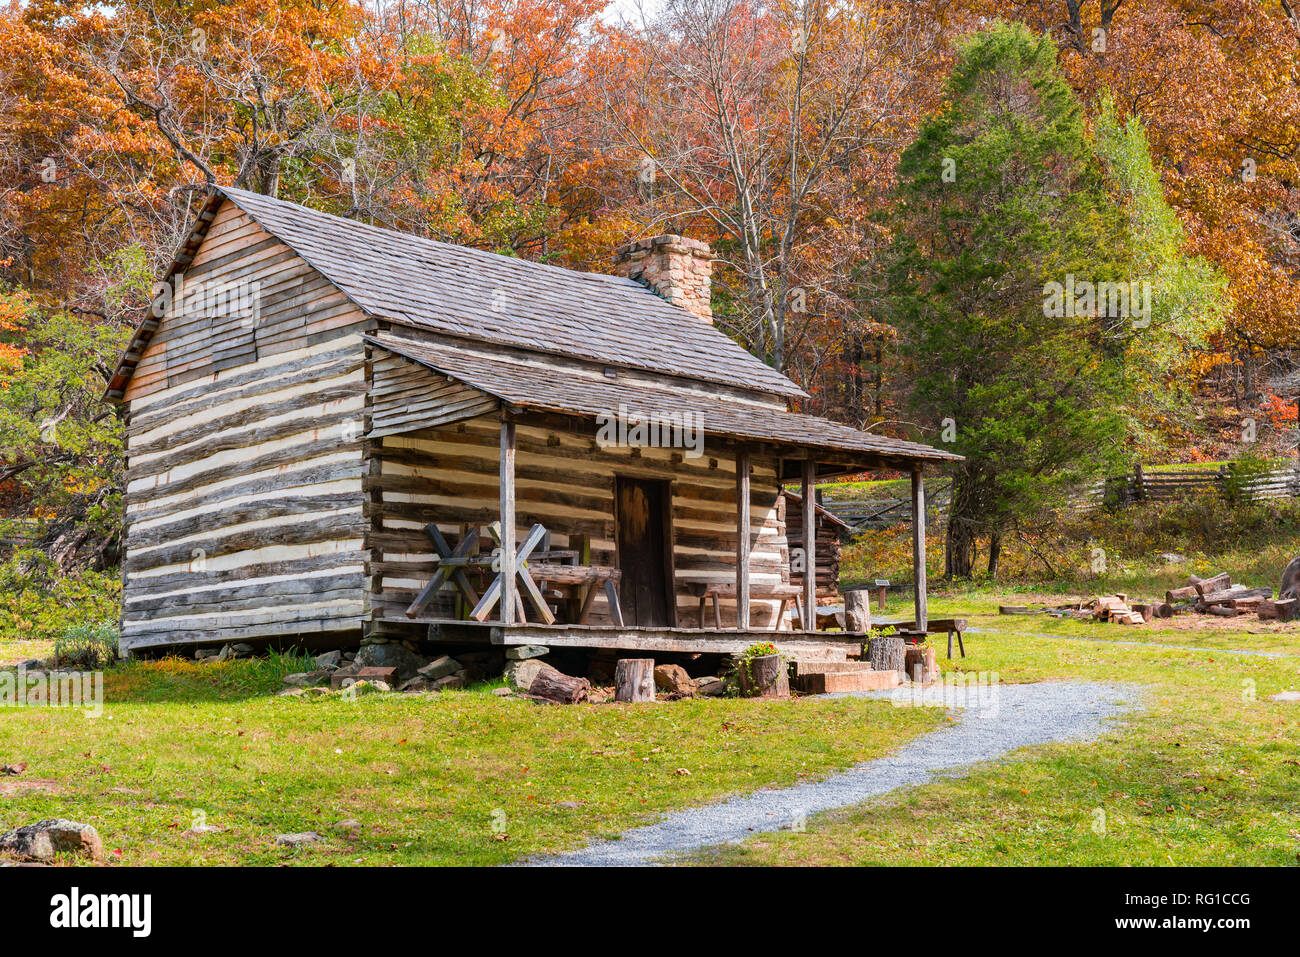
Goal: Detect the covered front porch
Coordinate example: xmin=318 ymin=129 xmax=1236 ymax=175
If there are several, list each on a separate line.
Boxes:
xmin=361 ymin=332 xmax=961 ymax=660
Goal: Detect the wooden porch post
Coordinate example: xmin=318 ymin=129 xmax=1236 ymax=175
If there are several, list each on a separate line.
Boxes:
xmin=736 ymin=447 xmax=751 ymax=629
xmin=911 ymin=465 xmax=927 ymax=632
xmin=800 ymin=458 xmax=816 ymax=630
xmin=499 ymin=417 xmax=517 ymax=625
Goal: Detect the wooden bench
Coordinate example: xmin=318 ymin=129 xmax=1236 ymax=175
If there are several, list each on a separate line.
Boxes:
xmin=889 ymin=618 xmax=969 ymax=659
xmin=688 ymin=581 xmax=806 ymax=631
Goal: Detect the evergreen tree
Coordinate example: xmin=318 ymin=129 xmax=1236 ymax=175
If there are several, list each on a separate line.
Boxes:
xmin=887 ymin=22 xmax=1134 ymax=578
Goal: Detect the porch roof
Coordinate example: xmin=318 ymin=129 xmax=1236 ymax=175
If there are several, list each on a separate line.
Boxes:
xmin=367 ymin=333 xmax=961 ymax=469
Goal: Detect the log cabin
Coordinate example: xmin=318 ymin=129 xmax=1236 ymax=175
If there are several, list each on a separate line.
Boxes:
xmin=106 ymin=186 xmax=960 ymax=660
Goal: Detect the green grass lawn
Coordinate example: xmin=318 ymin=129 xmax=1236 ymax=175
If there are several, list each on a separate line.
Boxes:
xmin=0 ymin=651 xmax=941 ymax=866
xmin=3 ymin=587 xmax=1297 ymax=867
xmin=687 ymin=594 xmax=1300 ymax=866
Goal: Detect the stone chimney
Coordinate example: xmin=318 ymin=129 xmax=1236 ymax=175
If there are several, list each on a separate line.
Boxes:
xmin=613 ymin=235 xmax=714 ymax=323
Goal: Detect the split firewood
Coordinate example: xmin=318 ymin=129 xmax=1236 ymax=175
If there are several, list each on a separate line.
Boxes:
xmin=1130 ymin=603 xmax=1155 ymax=623
xmin=1092 ymin=596 xmax=1147 ymax=625
xmin=1092 ymin=597 xmax=1120 ymax=621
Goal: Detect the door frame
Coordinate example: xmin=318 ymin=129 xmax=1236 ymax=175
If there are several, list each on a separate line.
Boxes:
xmin=612 ymin=474 xmax=678 ymax=627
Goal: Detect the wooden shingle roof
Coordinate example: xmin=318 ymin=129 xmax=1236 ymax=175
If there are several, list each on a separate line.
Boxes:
xmin=368 ymin=333 xmax=962 ymax=468
xmin=223 ymin=187 xmax=803 ymax=397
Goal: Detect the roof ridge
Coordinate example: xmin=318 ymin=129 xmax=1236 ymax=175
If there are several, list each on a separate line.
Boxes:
xmin=110 ymin=185 xmax=808 ymax=402
xmin=219 ymin=186 xmax=643 ymax=289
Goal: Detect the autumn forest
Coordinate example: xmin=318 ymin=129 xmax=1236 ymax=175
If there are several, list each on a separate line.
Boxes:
xmin=2 ymin=0 xmax=1299 ymax=579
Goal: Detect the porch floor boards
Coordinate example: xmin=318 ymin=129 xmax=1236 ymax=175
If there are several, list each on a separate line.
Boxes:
xmin=373 ymin=617 xmax=868 ymax=658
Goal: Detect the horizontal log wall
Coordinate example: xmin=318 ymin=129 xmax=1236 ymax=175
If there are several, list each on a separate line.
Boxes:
xmin=121 ymin=201 xmax=371 ymax=652
xmin=124 ymin=199 xmax=367 ymax=404
xmin=782 ymin=494 xmax=842 ymax=597
xmin=370 ymin=412 xmax=790 ymax=628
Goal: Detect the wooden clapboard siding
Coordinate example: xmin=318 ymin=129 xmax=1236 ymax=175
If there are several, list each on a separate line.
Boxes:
xmin=369 ymin=413 xmax=788 ymax=628
xmin=120 ymin=199 xmax=372 ymax=652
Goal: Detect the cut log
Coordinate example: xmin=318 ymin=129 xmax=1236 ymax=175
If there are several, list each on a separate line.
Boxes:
xmin=868 ymin=634 xmax=906 ymax=677
xmin=1205 ymin=605 xmax=1240 ymax=618
xmin=843 ymin=588 xmax=871 ymax=632
xmin=1258 ymin=598 xmax=1299 ymax=621
xmin=1154 ymin=602 xmax=1175 ymax=619
xmin=1192 ymin=573 xmax=1230 ymax=598
xmin=1201 ymin=586 xmax=1270 ymax=606
xmin=904 ymin=645 xmax=938 ymax=685
xmin=1165 ymin=586 xmax=1197 ymax=603
xmin=614 ymin=658 xmax=656 ymax=703
xmin=736 ymin=653 xmax=789 ymax=699
xmin=529 ymin=666 xmax=590 ymax=704
xmin=1130 ymin=603 xmax=1155 ymax=623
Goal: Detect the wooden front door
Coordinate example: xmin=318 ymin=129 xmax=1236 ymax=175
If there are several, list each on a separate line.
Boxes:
xmin=615 ymin=477 xmax=674 ymax=626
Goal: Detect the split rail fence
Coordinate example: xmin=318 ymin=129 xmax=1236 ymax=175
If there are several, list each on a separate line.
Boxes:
xmin=821 ymin=464 xmax=1300 ymax=533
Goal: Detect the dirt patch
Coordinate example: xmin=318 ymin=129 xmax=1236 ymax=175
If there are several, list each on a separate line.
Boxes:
xmin=0 ymin=778 xmax=62 ymax=797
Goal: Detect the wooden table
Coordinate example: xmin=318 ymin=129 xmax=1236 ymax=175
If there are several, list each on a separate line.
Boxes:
xmin=403 ymin=521 xmax=624 ymax=626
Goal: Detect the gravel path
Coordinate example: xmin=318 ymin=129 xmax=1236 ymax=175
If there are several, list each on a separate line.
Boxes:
xmin=530 ymin=680 xmax=1136 ymax=867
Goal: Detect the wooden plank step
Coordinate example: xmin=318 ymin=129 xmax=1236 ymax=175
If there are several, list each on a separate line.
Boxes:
xmin=797 ymin=670 xmax=902 ymax=694
xmin=793 ymin=660 xmax=876 ymax=676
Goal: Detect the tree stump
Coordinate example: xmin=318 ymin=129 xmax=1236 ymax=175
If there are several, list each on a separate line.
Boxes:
xmin=614 ymin=658 xmax=656 ymax=702
xmin=843 ymin=587 xmax=872 ymax=632
xmin=869 ymin=634 xmax=905 ymax=677
xmin=904 ymin=645 xmax=938 ymax=685
xmin=530 ymin=666 xmax=590 ymax=704
xmin=736 ymin=654 xmax=789 ymax=699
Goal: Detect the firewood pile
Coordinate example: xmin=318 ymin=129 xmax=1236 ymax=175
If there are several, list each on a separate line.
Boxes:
xmin=1162 ymin=572 xmax=1297 ymax=621
xmin=1007 ymin=569 xmax=1299 ymax=625
xmin=1090 ymin=595 xmax=1152 ymax=625
xmin=1088 ymin=572 xmax=1295 ymax=624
